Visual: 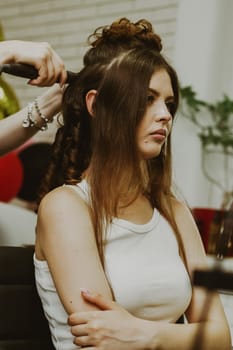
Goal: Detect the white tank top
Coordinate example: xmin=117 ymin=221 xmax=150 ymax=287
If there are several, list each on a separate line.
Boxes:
xmin=34 ymin=180 xmax=192 ymax=350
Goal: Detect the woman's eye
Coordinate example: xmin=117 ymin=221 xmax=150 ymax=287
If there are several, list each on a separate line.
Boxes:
xmin=147 ymin=95 xmax=155 ymax=104
xmin=166 ymin=101 xmax=175 ymax=115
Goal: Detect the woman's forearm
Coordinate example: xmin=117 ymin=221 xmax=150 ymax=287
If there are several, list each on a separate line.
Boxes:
xmin=0 ymin=84 xmax=63 ymax=155
xmin=0 ymin=107 xmax=37 ymax=155
xmin=146 ymin=320 xmax=231 ymax=350
xmin=69 ymin=290 xmax=232 ymax=350
xmin=70 ymin=309 xmax=231 ymax=350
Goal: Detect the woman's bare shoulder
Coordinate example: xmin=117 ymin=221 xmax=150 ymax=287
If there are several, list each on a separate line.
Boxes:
xmin=170 ymin=196 xmax=207 ymax=269
xmin=37 ymin=185 xmax=92 ymax=238
xmin=36 ymin=185 xmax=94 ymax=255
xmin=170 ymin=196 xmax=195 ymax=223
xmin=170 ymin=195 xmax=190 ymax=210
xmin=38 ymin=185 xmax=88 ymax=215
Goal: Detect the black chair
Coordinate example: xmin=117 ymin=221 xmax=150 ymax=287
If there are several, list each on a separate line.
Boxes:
xmin=0 ymin=245 xmax=55 ymax=350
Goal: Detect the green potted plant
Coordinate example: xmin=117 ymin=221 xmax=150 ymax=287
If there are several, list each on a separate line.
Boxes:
xmin=180 ymin=86 xmax=233 ymax=209
xmin=179 ymin=86 xmax=233 ymax=255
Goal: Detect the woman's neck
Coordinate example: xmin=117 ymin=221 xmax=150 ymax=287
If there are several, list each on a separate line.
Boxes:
xmin=117 ymin=193 xmax=154 ymax=224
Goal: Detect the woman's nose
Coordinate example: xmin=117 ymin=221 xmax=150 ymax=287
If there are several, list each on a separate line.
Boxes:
xmin=153 ymin=101 xmax=172 ymax=122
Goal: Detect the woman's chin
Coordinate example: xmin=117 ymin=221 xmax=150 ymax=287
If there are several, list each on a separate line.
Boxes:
xmin=140 ymin=148 xmax=162 ymax=160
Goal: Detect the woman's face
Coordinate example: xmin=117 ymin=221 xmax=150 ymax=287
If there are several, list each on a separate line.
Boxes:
xmin=136 ymin=68 xmax=175 ymax=159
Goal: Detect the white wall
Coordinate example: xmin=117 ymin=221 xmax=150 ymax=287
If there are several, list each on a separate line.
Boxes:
xmin=173 ymin=0 xmax=233 ymax=208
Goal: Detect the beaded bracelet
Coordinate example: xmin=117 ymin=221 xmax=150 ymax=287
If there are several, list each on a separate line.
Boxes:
xmin=34 ymin=97 xmax=52 ymax=126
xmin=22 ymin=98 xmax=52 ymax=131
xmin=22 ymin=102 xmax=37 ymax=129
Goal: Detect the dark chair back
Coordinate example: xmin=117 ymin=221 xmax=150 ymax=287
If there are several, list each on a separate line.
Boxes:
xmin=0 ymin=245 xmax=55 ymax=350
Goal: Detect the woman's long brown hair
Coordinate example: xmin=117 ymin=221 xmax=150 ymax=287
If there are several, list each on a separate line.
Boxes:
xmin=38 ymin=19 xmax=187 ymax=268
xmin=86 ymin=49 xmax=186 ymax=266
xmin=38 ymin=63 xmax=106 ymax=198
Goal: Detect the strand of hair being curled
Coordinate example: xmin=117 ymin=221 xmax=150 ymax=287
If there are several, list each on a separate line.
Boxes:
xmin=37 ymin=64 xmax=106 ymax=205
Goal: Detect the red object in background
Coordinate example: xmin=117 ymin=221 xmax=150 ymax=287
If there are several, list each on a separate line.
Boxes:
xmin=0 ymin=152 xmax=23 ymax=202
xmin=14 ymin=139 xmax=33 ymax=155
xmin=192 ymin=207 xmax=222 ymax=253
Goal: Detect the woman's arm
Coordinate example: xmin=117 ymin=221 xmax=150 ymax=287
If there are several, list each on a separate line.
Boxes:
xmin=35 ymin=185 xmax=113 ymax=315
xmin=0 ymin=84 xmax=64 ymax=155
xmin=0 ymin=40 xmax=66 ymax=85
xmin=68 ymin=201 xmax=232 ymax=350
xmin=69 ymin=289 xmax=231 ymax=350
xmin=0 ymin=40 xmax=67 ymax=155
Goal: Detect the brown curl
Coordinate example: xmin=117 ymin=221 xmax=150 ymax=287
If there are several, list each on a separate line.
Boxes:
xmin=84 ymin=18 xmax=162 ymax=66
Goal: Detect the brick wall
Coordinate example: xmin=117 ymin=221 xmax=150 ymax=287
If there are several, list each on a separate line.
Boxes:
xmin=0 ymin=0 xmax=179 ymax=141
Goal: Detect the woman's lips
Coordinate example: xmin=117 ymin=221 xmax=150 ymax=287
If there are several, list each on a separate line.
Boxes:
xmin=150 ymin=128 xmax=167 ymax=141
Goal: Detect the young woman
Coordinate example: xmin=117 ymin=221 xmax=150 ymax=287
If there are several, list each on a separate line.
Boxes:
xmin=34 ymin=22 xmax=231 ymax=350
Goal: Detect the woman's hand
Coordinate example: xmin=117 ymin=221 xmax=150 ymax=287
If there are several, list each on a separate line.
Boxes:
xmin=68 ymin=290 xmax=157 ymax=350
xmin=0 ymin=40 xmax=67 ymax=86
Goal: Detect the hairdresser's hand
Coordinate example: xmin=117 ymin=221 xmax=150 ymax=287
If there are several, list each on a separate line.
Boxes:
xmin=0 ymin=40 xmax=67 ymax=86
xmin=68 ymin=289 xmax=156 ymax=350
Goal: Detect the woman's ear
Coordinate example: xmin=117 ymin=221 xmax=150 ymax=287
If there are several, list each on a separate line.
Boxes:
xmin=85 ymin=90 xmax=97 ymax=117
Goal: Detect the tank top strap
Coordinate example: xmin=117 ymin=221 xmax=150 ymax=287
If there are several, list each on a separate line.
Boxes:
xmin=64 ymin=179 xmax=90 ymax=203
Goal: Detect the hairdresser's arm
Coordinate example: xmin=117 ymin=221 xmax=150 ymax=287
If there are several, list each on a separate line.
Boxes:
xmin=68 ymin=201 xmax=231 ymax=350
xmin=0 ymin=84 xmax=63 ymax=155
xmin=0 ymin=40 xmax=66 ymax=85
xmin=35 ymin=186 xmax=113 ymax=315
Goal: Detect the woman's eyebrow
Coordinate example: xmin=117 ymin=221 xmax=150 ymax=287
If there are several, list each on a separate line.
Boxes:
xmin=148 ymin=87 xmax=174 ymax=100
xmin=148 ymin=88 xmax=159 ymax=96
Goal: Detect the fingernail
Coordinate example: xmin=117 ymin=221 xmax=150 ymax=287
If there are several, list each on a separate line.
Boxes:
xmin=80 ymin=287 xmax=91 ymax=295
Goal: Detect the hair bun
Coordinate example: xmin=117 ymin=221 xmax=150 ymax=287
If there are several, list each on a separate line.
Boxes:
xmin=88 ymin=17 xmax=163 ymax=53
